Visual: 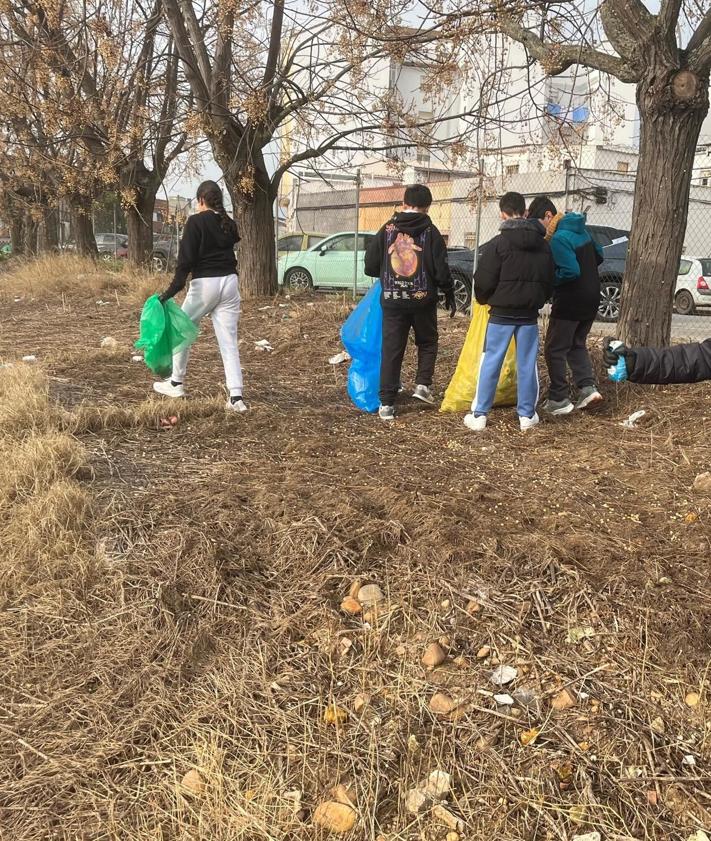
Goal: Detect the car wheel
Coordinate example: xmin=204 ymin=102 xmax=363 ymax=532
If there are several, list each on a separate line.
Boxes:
xmin=100 ymin=251 xmax=113 ymax=262
xmin=285 ymin=267 xmax=313 ymax=291
xmin=152 ymin=254 xmax=167 ymax=273
xmin=675 ymin=289 xmax=695 ymax=316
xmin=598 ymin=278 xmax=622 ymax=322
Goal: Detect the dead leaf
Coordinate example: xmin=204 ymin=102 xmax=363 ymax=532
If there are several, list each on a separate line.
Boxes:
xmin=551 ymin=688 xmax=577 ymax=711
xmin=520 ymin=727 xmax=540 ymax=746
xmin=324 ymin=704 xmax=348 ymax=725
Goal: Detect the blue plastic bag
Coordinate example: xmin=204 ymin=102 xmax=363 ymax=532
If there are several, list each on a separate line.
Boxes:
xmin=340 ymin=281 xmax=382 ymax=412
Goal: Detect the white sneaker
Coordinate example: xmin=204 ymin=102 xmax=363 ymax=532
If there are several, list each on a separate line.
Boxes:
xmin=379 ymin=405 xmax=395 ymax=421
xmin=519 ymin=412 xmax=540 ymax=431
xmin=153 ymin=379 xmax=185 ymax=398
xmin=463 ymin=413 xmax=487 ymax=431
xmin=226 ymin=398 xmax=248 ymax=413
xmin=412 ymin=384 xmax=435 ymax=405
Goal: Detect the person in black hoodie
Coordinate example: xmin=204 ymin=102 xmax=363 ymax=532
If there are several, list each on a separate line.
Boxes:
xmin=364 ymin=184 xmax=455 ymax=421
xmin=152 ymin=180 xmax=247 ymax=413
xmin=463 ymin=192 xmax=554 ymax=432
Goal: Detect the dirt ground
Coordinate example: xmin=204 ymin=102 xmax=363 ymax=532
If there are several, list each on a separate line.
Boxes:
xmin=1 ymin=268 xmax=710 ymax=841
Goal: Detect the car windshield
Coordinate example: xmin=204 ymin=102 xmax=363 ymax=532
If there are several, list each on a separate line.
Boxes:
xmin=679 ymin=259 xmax=692 ymax=275
xmin=700 ymin=259 xmax=711 ymax=275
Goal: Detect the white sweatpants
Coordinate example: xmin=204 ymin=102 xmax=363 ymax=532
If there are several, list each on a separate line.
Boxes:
xmin=172 ymin=274 xmax=244 ymax=395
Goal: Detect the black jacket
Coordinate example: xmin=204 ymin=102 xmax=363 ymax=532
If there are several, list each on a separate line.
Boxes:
xmin=161 ymin=210 xmax=239 ymax=301
xmin=629 ymin=338 xmax=711 ymax=384
xmin=365 ymin=211 xmax=453 ymax=309
xmin=474 ymin=219 xmax=554 ymax=320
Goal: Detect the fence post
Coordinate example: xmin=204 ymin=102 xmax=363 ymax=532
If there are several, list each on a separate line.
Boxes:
xmin=353 ymin=168 xmax=361 ymax=300
xmin=473 ymin=157 xmax=484 ymax=272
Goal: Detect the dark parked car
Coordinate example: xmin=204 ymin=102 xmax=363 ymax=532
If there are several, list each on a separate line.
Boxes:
xmin=443 ymin=225 xmax=630 ymax=316
xmin=152 ymin=236 xmax=179 ymax=272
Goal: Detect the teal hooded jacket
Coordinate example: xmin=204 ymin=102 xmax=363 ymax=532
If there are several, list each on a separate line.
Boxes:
xmin=548 ymin=213 xmax=604 ymax=321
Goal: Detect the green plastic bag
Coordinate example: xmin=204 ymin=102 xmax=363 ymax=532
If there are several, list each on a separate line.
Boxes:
xmin=135 ymin=294 xmax=199 ymax=377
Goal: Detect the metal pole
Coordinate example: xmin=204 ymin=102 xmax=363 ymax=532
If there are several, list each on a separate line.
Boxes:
xmin=564 ymin=159 xmax=571 ymax=210
xmin=353 ymin=168 xmax=361 ymax=300
xmin=473 ymin=158 xmax=484 ymax=272
xmin=113 ymin=200 xmax=117 ymax=256
xmin=274 ymin=189 xmax=280 ymax=274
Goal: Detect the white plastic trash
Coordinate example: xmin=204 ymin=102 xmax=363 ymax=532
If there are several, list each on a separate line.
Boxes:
xmin=621 ymin=410 xmax=646 ymax=429
xmin=329 ymin=351 xmax=351 ymax=365
xmin=254 ymin=339 xmax=274 ymax=352
xmin=21 ymin=355 xmax=37 ymax=363
xmin=131 ymin=355 xmax=143 ymax=363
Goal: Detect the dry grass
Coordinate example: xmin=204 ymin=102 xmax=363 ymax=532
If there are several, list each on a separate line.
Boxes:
xmin=1 ymin=271 xmax=710 ymax=841
xmin=0 ymin=253 xmax=157 ymax=303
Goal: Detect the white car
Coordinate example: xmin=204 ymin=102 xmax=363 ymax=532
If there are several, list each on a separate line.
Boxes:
xmin=675 ymin=257 xmax=711 ymax=315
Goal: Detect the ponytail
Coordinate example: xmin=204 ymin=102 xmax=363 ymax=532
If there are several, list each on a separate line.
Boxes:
xmin=196 ymin=180 xmax=237 ymax=238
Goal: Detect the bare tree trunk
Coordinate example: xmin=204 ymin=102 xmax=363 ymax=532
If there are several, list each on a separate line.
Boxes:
xmin=70 ymin=200 xmax=98 ymax=257
xmin=10 ymin=214 xmax=25 ymax=255
xmin=37 ymin=205 xmax=60 ymax=253
xmin=121 ymin=162 xmax=159 ymax=267
xmin=126 ymin=185 xmax=158 ymax=267
xmin=224 ymin=153 xmax=277 ymax=298
xmin=618 ymin=67 xmax=709 ymax=346
xmin=23 ymin=214 xmax=38 ymax=255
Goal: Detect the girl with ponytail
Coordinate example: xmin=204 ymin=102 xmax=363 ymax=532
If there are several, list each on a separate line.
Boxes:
xmin=154 ymin=180 xmax=247 ymax=412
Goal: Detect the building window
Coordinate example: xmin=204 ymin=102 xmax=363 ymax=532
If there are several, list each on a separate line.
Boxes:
xmin=617 ymin=161 xmax=630 ymax=173
xmin=417 ymin=147 xmax=431 ymax=166
xmin=505 ymin=164 xmax=520 ymax=176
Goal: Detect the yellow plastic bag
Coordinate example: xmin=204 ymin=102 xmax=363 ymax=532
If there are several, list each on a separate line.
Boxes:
xmin=440 ymin=302 xmax=517 ymax=412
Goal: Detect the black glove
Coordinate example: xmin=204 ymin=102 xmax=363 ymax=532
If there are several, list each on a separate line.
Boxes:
xmin=444 ymin=288 xmax=457 ymax=318
xmin=602 ymin=336 xmax=637 ymax=374
xmin=602 ymin=336 xmax=627 ymax=367
xmin=158 ymin=291 xmax=171 ymax=304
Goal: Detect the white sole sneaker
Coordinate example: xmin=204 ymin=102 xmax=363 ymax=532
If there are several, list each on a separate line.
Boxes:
xmin=463 ymin=413 xmax=487 ymax=431
xmin=519 ymin=412 xmax=540 ymax=431
xmin=226 ymin=399 xmax=248 ymax=413
xmin=153 ymin=380 xmax=185 ymax=398
xmin=576 ymin=390 xmax=604 ymax=410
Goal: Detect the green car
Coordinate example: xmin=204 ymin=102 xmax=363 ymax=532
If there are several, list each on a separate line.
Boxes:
xmin=278 ymin=231 xmax=376 ymax=292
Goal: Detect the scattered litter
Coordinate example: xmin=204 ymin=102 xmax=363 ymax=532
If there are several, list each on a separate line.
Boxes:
xmin=572 ymin=833 xmax=601 ymax=841
xmin=307 ymin=302 xmax=315 ymax=307
xmin=21 ymin=355 xmax=37 ymax=363
xmin=100 ymin=336 xmax=119 ymax=350
xmin=494 ymin=693 xmax=514 ymax=706
xmin=254 ymin=339 xmax=274 ymax=352
xmin=692 ymin=472 xmax=711 ymax=494
xmin=278 ymin=303 xmax=289 ymax=308
xmin=566 ymin=625 xmax=596 ymax=644
xmin=621 ymin=409 xmax=646 ymax=428
xmin=96 ymin=299 xmax=111 ymax=306
xmin=329 ymin=350 xmax=351 ymax=365
xmin=432 ymin=804 xmax=464 ymax=832
xmin=512 ymin=687 xmax=542 ymax=714
xmin=257 ymin=305 xmax=273 ymax=311
xmin=131 ymin=355 xmax=143 ymax=363
xmin=180 ymin=769 xmax=205 ymax=796
xmin=519 ymin=727 xmax=540 ymax=746
xmin=490 ymin=665 xmax=517 ymax=686
xmin=682 ymin=753 xmax=697 ymax=767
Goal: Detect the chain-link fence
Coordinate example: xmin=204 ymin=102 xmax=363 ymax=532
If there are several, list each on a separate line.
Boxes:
xmin=279 ymin=164 xmax=711 ymax=341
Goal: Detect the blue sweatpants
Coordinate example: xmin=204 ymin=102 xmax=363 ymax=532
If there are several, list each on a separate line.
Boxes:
xmin=473 ymin=323 xmax=539 ymax=418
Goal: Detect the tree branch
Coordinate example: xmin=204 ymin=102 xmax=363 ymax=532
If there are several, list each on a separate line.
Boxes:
xmin=687 ymin=8 xmax=711 ymax=73
xmin=658 ymin=0 xmax=683 ymax=44
xmin=599 ymin=0 xmax=657 ymax=68
xmin=497 ymin=14 xmax=639 ymax=82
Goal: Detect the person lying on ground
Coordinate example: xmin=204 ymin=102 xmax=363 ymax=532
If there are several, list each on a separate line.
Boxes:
xmin=463 ymin=191 xmax=554 ymax=433
xmin=527 ymin=196 xmax=604 ymax=416
xmin=603 ymin=336 xmax=711 ymax=384
xmin=364 ymin=183 xmax=455 ymax=422
xmin=152 ymin=180 xmax=247 ymax=414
